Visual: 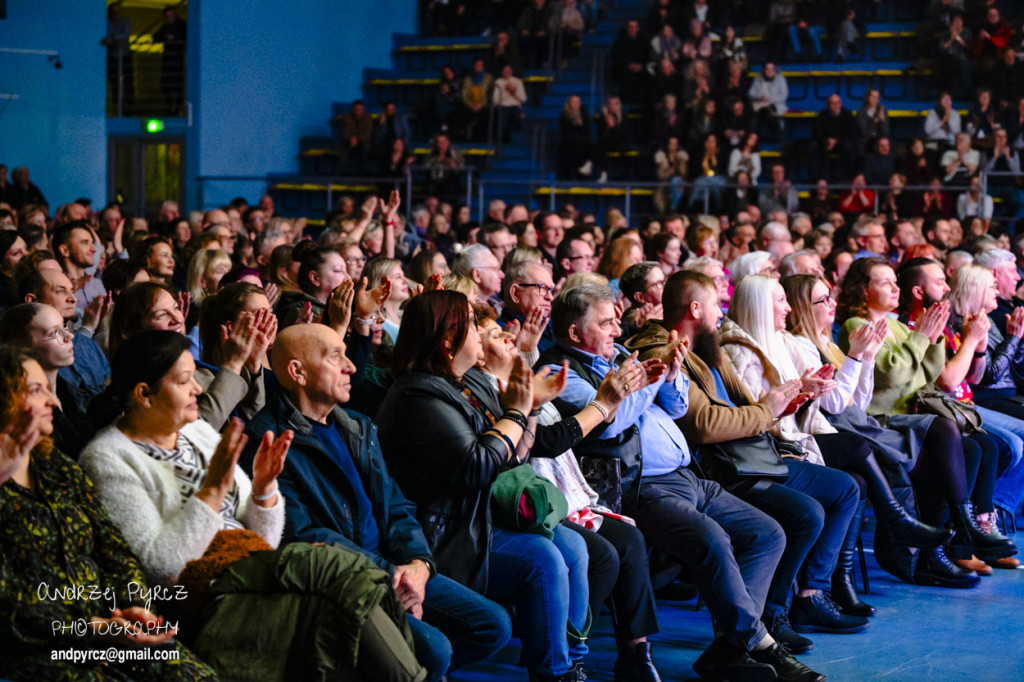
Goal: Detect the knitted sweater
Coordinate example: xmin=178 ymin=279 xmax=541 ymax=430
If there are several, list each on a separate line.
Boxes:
xmin=79 ymin=419 xmax=285 ymax=585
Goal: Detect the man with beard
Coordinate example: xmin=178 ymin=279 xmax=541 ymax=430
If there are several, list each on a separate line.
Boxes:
xmin=627 ymin=271 xmax=864 ymax=656
xmin=923 ymin=217 xmax=954 ymax=259
xmin=541 ymin=281 xmax=823 ymax=682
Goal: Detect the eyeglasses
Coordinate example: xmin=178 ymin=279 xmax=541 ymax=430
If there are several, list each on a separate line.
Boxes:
xmin=40 ymin=324 xmax=73 ymax=343
xmin=566 ymin=254 xmax=596 ymax=261
xmin=346 ymin=256 xmax=367 ymax=265
xmin=713 ymin=275 xmax=729 ymax=285
xmin=646 ymin=279 xmax=666 ymax=291
xmin=518 ymin=282 xmax=555 ymax=296
xmin=812 ymin=294 xmax=835 ymax=307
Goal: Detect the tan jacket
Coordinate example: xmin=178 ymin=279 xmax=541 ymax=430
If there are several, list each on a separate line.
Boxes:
xmin=625 ymin=320 xmax=775 ymax=446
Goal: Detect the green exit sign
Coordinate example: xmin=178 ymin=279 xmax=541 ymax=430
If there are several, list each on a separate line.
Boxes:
xmin=144 ymin=119 xmax=165 ymax=133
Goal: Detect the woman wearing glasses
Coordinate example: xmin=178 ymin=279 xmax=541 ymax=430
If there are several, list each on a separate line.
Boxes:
xmin=0 ymin=303 xmax=97 ymax=458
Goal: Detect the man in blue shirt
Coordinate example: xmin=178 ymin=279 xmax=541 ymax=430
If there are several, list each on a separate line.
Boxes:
xmin=242 ymin=324 xmax=510 ymax=682
xmin=540 ymin=282 xmax=824 ymax=682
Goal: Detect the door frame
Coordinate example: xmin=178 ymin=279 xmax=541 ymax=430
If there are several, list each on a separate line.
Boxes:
xmin=107 ymin=135 xmax=186 ymax=222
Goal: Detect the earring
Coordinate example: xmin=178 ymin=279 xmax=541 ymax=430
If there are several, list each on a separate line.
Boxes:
xmin=447 ymin=351 xmax=454 ymax=360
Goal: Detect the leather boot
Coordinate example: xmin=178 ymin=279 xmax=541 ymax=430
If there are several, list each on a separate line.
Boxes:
xmin=979 ymin=517 xmax=1021 ymax=569
xmin=829 ymin=499 xmax=877 ymax=617
xmin=914 ymin=546 xmax=981 ymax=588
xmin=863 ymin=455 xmax=953 ymax=549
xmin=950 ymin=502 xmax=1018 ymax=561
xmin=614 ymin=641 xmax=663 ymax=682
xmin=530 ymin=661 xmax=584 ymax=682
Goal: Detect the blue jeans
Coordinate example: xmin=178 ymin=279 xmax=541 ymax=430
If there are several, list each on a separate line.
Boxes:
xmin=409 ymin=573 xmax=513 ymax=682
xmin=486 ymin=525 xmax=589 ymax=676
xmin=975 ymin=404 xmax=1024 ymax=513
xmin=738 ymin=459 xmax=859 ymax=618
xmin=636 ymin=468 xmax=784 ymax=652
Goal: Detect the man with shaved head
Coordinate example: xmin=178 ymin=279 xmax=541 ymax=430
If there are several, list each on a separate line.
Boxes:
xmin=242 ymin=324 xmax=511 ymax=682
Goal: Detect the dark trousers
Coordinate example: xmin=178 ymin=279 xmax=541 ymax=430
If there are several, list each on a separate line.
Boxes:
xmin=565 ymin=515 xmax=660 ymax=643
xmin=736 ymin=459 xmax=859 ymax=620
xmin=635 ymin=467 xmax=785 ymax=652
xmin=410 ymin=573 xmax=512 ymax=682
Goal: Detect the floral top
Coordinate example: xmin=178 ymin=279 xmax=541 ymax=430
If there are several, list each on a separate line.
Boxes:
xmin=0 ymin=448 xmax=148 ymax=651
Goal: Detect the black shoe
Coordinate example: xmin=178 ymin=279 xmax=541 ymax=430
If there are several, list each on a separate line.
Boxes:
xmin=789 ymin=592 xmax=870 ymax=634
xmin=530 ymin=662 xmax=585 ymax=682
xmin=614 ymin=641 xmax=662 ymax=682
xmin=749 ymin=643 xmax=827 ymax=682
xmin=693 ymin=639 xmax=777 ymax=682
xmin=950 ymin=502 xmax=1018 ymax=561
xmin=914 ymin=546 xmax=982 ymax=589
xmin=763 ymin=612 xmax=813 ymax=654
xmin=828 ymin=574 xmax=876 ymax=618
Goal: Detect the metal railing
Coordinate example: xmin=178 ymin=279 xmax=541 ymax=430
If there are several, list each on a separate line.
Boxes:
xmin=108 ymin=4 xmax=188 ymax=118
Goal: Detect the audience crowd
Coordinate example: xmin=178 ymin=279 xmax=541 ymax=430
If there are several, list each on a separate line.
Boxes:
xmin=6 ymin=2 xmax=1024 ymax=682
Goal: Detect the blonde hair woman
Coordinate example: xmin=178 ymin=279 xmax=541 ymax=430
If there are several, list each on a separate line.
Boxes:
xmin=186 ymin=248 xmax=232 ymax=304
xmin=724 ymin=275 xmax=950 ymax=618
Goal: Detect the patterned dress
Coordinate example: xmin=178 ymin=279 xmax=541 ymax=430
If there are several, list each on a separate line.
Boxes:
xmin=0 ymin=447 xmax=216 ymax=681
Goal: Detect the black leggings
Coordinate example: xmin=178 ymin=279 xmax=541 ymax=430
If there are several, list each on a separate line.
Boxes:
xmin=564 ymin=516 xmax=660 ymax=643
xmin=908 ymin=417 xmax=999 ymax=525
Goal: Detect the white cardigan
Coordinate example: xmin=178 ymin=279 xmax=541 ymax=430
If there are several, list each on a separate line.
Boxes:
xmin=79 ymin=419 xmax=285 ymax=585
xmin=789 ymin=335 xmax=875 ymax=415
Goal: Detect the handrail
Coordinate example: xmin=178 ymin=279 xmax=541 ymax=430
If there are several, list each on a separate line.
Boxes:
xmin=129 ymin=1 xmax=189 ymax=48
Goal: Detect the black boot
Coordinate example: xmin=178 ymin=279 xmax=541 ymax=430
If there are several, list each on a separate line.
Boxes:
xmin=863 ymin=455 xmax=953 ymax=549
xmin=914 ymin=545 xmax=981 ymax=589
xmin=949 ymin=502 xmax=1018 ymax=561
xmin=829 ymin=499 xmax=876 ymax=617
xmin=614 ymin=641 xmax=663 ymax=682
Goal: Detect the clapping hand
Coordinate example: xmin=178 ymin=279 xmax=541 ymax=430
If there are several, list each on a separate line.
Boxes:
xmin=532 ymin=360 xmax=568 ymax=409
xmin=250 ymin=429 xmax=294 ymax=506
xmin=799 ymin=365 xmax=836 ymax=399
xmin=0 ymin=405 xmax=44 ymax=485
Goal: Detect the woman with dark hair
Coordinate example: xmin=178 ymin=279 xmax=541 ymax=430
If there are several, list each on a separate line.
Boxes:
xmin=687 ymin=133 xmax=726 ymax=212
xmin=377 ymin=291 xmax=591 ymax=682
xmin=196 ymin=282 xmax=275 ymax=425
xmin=474 ymin=307 xmax=665 ymax=680
xmin=80 ymin=330 xmax=290 ymax=584
xmin=0 ymin=346 xmax=217 ymax=681
xmin=835 ymin=258 xmax=1016 ymax=586
xmin=409 ymin=248 xmax=451 ymax=286
xmin=648 ymin=231 xmax=685 ymax=276
xmin=107 ymin=281 xmax=185 ymax=358
xmin=0 ymin=229 xmax=28 ymax=310
xmin=274 ymin=241 xmax=348 ymax=328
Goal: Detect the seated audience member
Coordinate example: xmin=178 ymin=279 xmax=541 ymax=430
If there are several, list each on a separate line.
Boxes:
xmin=975 ymin=248 xmax=1024 ymax=370
xmin=543 ymin=282 xmax=823 ymax=681
xmin=730 ymin=251 xmax=778 ymax=287
xmin=79 ymin=330 xmax=428 ymax=681
xmin=138 ymin=235 xmax=176 ymax=287
xmin=409 ymin=248 xmax=451 ymax=287
xmin=723 ymin=276 xmax=953 ymax=614
xmin=684 ymin=256 xmax=731 ymax=313
xmin=0 ymin=346 xmax=217 ymax=681
xmin=687 ymin=224 xmax=719 ymax=261
xmin=618 ymin=262 xmax=667 ymax=341
xmin=0 ymin=304 xmax=98 ymax=458
xmin=275 ymin=241 xmax=348 ymax=328
xmin=836 ymin=258 xmax=1015 ymax=585
xmin=648 ymin=232 xmax=684 ymax=277
xmin=850 ymin=216 xmax=888 ymax=258
xmin=778 ymin=251 xmax=825 ymax=278
xmin=597 ymin=236 xmax=644 ymax=291
xmin=557 ymin=234 xmax=598 ymax=278
xmin=863 ymin=138 xmax=896 ymax=186
xmin=924 ymin=92 xmax=961 ymax=149
xmin=196 ymin=282 xmax=274 ymax=424
xmin=628 ymin=271 xmax=864 ymax=653
xmin=51 ymin=221 xmax=107 ymax=319
xmin=377 ymin=292 xmax=590 ymax=681
xmin=241 ymin=322 xmax=511 ymax=682
xmin=941 ymin=132 xmax=980 ymax=186
xmin=79 ymin=331 xmax=288 ymax=583
xmin=454 ymin=243 xmax=506 ymax=312
xmin=19 ymin=267 xmax=110 ymax=413
xmin=107 ymin=281 xmax=250 ymax=430
xmin=475 ymin=305 xmax=666 ymax=679
xmin=364 ymin=258 xmax=412 ymax=345
xmin=0 ymin=230 xmax=28 ymax=310
xmin=498 ymin=260 xmax=557 ymax=352
xmin=944 ymin=265 xmax=1024 ymax=568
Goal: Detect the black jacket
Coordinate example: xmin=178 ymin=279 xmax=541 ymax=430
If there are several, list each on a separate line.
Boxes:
xmin=376 ymin=369 xmax=508 ymax=593
xmin=241 ymin=390 xmax=435 ymax=576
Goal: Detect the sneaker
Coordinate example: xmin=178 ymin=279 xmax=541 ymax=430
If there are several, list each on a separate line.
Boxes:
xmin=749 ymin=643 xmax=826 ymax=682
xmin=789 ymin=592 xmax=870 ymax=634
xmin=763 ymin=612 xmax=813 ymax=654
xmin=692 ymin=639 xmax=777 ymax=682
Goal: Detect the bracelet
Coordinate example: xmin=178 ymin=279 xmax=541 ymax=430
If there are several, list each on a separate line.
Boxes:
xmin=487 ymin=429 xmax=517 ymax=457
xmin=587 ymin=400 xmax=610 ymax=420
xmin=253 ymin=481 xmax=279 ymax=502
xmin=530 ymin=407 xmax=542 ymax=417
xmin=354 ymin=316 xmax=376 ymax=326
xmin=501 ymin=410 xmax=529 ymax=430
xmin=973 ymin=350 xmax=986 ymax=358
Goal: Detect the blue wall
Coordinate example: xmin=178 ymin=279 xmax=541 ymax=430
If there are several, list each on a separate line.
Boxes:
xmin=0 ymin=0 xmax=107 ymax=208
xmin=194 ymin=0 xmax=416 ymax=208
xmin=0 ymin=0 xmax=415 ymax=212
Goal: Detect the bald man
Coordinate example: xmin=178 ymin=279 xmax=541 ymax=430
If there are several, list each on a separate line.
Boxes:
xmin=242 ymin=325 xmax=510 ymax=682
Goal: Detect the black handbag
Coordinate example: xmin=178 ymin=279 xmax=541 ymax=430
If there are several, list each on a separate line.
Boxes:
xmin=578 ymin=456 xmax=623 ymax=514
xmin=696 ymin=433 xmax=790 ymax=487
xmin=911 ymin=390 xmax=983 ymax=434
